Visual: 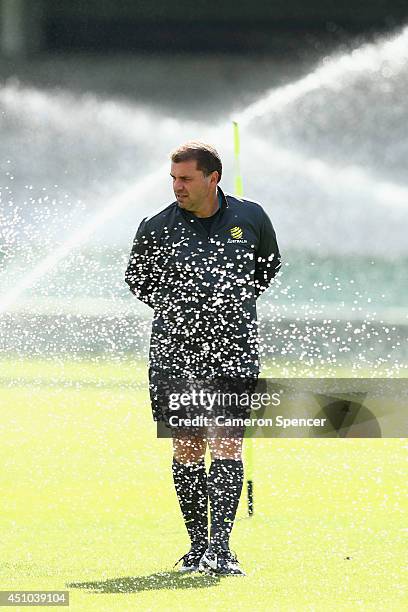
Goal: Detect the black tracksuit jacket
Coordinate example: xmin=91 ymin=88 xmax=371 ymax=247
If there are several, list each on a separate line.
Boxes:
xmin=125 ymin=187 xmax=281 ymax=378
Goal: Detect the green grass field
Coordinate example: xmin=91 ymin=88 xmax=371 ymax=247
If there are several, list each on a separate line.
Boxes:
xmin=0 ymin=359 xmax=406 ymax=611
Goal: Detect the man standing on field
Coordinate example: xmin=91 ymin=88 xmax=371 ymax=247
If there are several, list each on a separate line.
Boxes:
xmin=125 ymin=142 xmax=281 ymax=575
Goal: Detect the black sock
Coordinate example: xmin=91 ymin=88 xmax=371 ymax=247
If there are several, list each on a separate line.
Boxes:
xmin=207 ymin=459 xmax=244 ymax=552
xmin=172 ymin=458 xmax=208 ymax=549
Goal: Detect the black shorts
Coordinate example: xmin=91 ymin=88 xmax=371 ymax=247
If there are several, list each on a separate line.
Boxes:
xmin=149 ymin=367 xmax=258 ymax=437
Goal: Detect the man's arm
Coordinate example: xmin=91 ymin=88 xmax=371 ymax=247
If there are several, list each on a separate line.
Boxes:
xmin=125 ymin=219 xmax=158 ymax=309
xmin=254 ymin=210 xmax=281 ymax=298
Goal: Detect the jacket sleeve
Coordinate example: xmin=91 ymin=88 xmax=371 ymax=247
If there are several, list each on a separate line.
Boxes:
xmin=254 ymin=210 xmax=281 ymax=298
xmin=125 ymin=219 xmax=158 ymax=309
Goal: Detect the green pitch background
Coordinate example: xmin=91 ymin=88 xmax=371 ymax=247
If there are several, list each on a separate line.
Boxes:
xmin=0 ymin=359 xmax=406 ymax=611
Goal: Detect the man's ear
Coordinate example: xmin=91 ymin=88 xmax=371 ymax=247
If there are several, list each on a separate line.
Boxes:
xmin=210 ymin=170 xmax=219 ymax=185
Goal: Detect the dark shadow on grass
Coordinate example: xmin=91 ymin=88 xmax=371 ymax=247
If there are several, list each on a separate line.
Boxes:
xmin=67 ymin=571 xmax=220 ymax=593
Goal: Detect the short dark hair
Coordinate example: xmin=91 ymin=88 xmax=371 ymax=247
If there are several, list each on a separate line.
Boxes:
xmin=170 ymin=141 xmax=222 ymax=182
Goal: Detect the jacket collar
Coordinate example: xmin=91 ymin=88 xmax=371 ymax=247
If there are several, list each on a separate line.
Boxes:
xmin=218 ymin=186 xmax=229 ymax=211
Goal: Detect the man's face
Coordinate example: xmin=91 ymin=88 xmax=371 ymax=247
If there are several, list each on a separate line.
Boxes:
xmin=171 ymin=160 xmax=217 ymax=213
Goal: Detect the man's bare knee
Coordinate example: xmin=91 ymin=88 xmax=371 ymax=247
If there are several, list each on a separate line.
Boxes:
xmin=173 ymin=436 xmax=206 ymax=464
xmin=208 ymin=437 xmax=243 ymax=461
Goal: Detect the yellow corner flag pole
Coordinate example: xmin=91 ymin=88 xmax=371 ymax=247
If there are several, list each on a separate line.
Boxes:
xmin=233 ymin=121 xmax=244 ymax=198
xmin=233 ymin=120 xmax=254 ymax=516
